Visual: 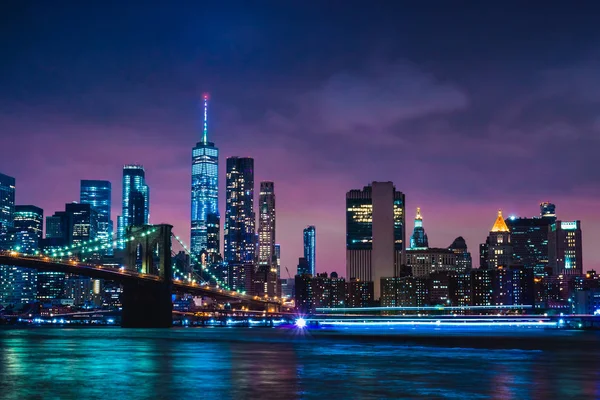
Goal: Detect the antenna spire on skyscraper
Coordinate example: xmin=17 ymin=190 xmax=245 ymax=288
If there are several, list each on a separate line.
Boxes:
xmin=203 ymin=93 xmax=209 ymax=144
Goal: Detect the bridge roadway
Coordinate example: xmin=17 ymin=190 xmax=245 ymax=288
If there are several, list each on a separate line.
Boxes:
xmin=0 ymin=254 xmax=283 ymax=310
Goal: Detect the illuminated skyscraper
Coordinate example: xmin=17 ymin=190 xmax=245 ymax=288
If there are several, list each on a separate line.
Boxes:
xmin=485 ymin=210 xmax=513 ymax=269
xmin=0 ymin=205 xmax=42 ymax=305
xmin=548 ymin=220 xmax=582 ymax=276
xmin=191 ymin=94 xmax=219 ymax=260
xmin=65 ymin=203 xmax=98 ymax=246
xmin=258 ymin=182 xmax=276 ymax=266
xmin=117 ymin=165 xmax=149 ymax=249
xmin=410 ymin=207 xmax=428 ymax=249
xmin=80 ymin=180 xmax=112 ymax=254
xmin=303 ymin=226 xmax=316 ymax=275
xmin=257 ymin=182 xmax=277 ymax=295
xmin=224 ymin=157 xmax=255 ymax=290
xmin=346 ymin=182 xmax=405 ymax=300
xmin=12 ymin=205 xmax=43 ymax=254
xmin=0 ymin=172 xmax=15 ymax=234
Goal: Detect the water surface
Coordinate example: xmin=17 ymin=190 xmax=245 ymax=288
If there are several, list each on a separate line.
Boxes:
xmin=0 ymin=327 xmax=598 ymax=399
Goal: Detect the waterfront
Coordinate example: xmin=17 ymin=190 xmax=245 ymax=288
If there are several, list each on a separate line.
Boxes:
xmin=0 ymin=327 xmax=599 ymax=399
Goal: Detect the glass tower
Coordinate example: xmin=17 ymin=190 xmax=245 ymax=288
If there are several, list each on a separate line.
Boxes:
xmin=224 ymin=157 xmax=255 ymax=265
xmin=191 ymin=95 xmax=219 ymax=260
xmin=118 ymin=165 xmax=149 ymax=249
xmin=0 ymin=205 xmax=43 ymax=305
xmin=303 ymin=226 xmax=316 ymax=275
xmin=0 ymin=172 xmax=15 ymax=234
xmin=80 ymin=180 xmax=112 ymax=254
xmin=12 ymin=205 xmax=43 ymax=253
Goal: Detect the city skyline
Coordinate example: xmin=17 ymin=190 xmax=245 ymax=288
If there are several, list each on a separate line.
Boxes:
xmin=2 ymin=3 xmax=600 ymax=274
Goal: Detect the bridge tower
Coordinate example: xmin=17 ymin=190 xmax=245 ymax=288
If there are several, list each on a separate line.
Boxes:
xmin=122 ymin=224 xmax=173 ymax=328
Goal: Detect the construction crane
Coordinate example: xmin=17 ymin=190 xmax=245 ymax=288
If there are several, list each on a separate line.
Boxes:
xmin=285 ymin=266 xmax=292 ymax=279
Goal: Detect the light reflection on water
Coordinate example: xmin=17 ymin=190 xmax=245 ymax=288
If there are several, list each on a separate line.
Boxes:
xmin=0 ymin=327 xmax=599 ymax=399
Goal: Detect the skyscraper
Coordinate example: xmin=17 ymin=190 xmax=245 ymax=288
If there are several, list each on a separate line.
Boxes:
xmin=410 ymin=207 xmax=429 ymax=249
xmin=0 ymin=205 xmax=43 ymax=305
xmin=548 ymin=220 xmax=582 ymax=276
xmin=0 ymin=173 xmax=15 ymax=234
xmin=506 ymin=215 xmax=552 ymax=275
xmin=485 ymin=210 xmax=513 ymax=269
xmin=257 ymin=182 xmax=277 ymax=295
xmin=258 ymin=182 xmax=276 ymax=266
xmin=448 ymin=236 xmax=472 ymax=272
xmin=12 ymin=205 xmax=43 ymax=253
xmin=303 ymin=226 xmax=316 ymax=276
xmin=118 ymin=165 xmax=149 ymax=248
xmin=65 ymin=203 xmax=99 ymax=247
xmin=224 ymin=157 xmax=255 ymax=290
xmin=80 ymin=180 xmax=112 ymax=254
xmin=346 ymin=182 xmax=405 ymax=300
xmin=191 ymin=94 xmax=220 ymax=261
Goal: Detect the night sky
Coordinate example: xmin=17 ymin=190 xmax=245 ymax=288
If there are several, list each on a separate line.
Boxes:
xmin=2 ymin=2 xmax=600 ymax=275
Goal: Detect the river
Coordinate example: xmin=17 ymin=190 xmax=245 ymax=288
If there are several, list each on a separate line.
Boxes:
xmin=0 ymin=326 xmax=598 ymax=399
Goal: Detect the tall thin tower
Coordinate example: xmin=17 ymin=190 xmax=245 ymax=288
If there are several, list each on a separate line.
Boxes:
xmin=191 ymin=94 xmax=220 ymax=265
xmin=257 ymin=182 xmax=277 ymax=295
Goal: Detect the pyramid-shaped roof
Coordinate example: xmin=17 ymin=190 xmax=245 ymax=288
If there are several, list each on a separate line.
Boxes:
xmin=491 ymin=210 xmax=510 ymax=232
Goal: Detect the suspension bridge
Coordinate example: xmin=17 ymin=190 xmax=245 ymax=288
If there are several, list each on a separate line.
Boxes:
xmin=0 ymin=224 xmax=287 ymax=327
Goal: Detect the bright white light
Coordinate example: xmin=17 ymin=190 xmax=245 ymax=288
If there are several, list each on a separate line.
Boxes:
xmin=295 ymin=318 xmax=307 ymax=328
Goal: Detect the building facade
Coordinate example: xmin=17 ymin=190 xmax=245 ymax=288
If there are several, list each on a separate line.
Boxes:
xmin=257 ymin=182 xmax=277 ymax=296
xmin=224 ymin=157 xmax=255 ymax=290
xmin=506 ymin=215 xmax=551 ymax=275
xmin=191 ymin=95 xmax=220 ymax=260
xmin=303 ymin=226 xmax=316 ymax=276
xmin=117 ymin=165 xmax=149 ymax=249
xmin=80 ymin=180 xmax=112 ymax=254
xmin=448 ymin=236 xmax=472 ymax=272
xmin=485 ymin=210 xmax=513 ymax=269
xmin=410 ymin=207 xmax=428 ymax=249
xmin=346 ymin=182 xmax=405 ymax=300
xmin=0 ymin=173 xmax=15 ymax=234
xmin=0 ymin=205 xmax=43 ymax=306
xmin=406 ymin=248 xmax=458 ymax=277
xmin=548 ymin=220 xmax=582 ymax=276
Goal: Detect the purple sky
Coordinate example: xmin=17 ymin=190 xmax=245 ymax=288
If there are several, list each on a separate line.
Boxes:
xmin=1 ymin=2 xmax=600 ymax=275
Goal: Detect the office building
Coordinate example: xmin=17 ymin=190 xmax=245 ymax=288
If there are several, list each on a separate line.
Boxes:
xmin=485 ymin=210 xmax=513 ymax=269
xmin=224 ymin=157 xmax=255 ymax=289
xmin=346 ymin=182 xmax=405 ymax=299
xmin=346 ymin=278 xmax=374 ymax=308
xmin=410 ymin=207 xmax=428 ymax=249
xmin=471 ymin=269 xmax=493 ymax=306
xmin=380 ymin=276 xmax=429 ymax=307
xmin=0 ymin=205 xmax=42 ymax=306
xmin=548 ymin=220 xmax=583 ymax=276
xmin=448 ymin=236 xmax=472 ymax=272
xmin=65 ymin=203 xmax=98 ymax=247
xmin=11 ymin=205 xmax=43 ymax=253
xmin=117 ymin=165 xmax=149 ymax=249
xmin=257 ymin=182 xmax=277 ymax=295
xmin=297 ymin=257 xmax=310 ymax=276
xmin=303 ymin=226 xmax=316 ymax=275
xmin=406 ymin=247 xmax=458 ymax=277
xmin=0 ymin=173 xmax=15 ymax=234
xmin=80 ymin=180 xmax=113 ymax=254
xmin=191 ymin=94 xmax=220 ymax=260
xmin=506 ymin=215 xmax=551 ymax=275
xmin=224 ymin=157 xmax=255 ymax=264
